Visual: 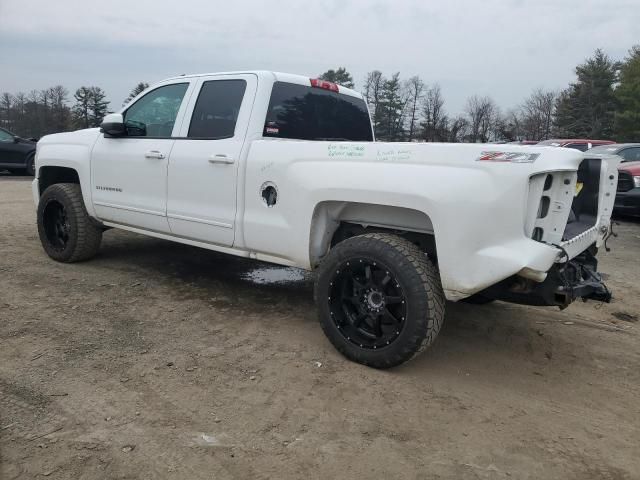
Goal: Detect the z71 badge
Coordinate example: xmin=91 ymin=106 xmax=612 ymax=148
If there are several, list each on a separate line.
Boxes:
xmin=477 ymin=151 xmax=540 ymax=163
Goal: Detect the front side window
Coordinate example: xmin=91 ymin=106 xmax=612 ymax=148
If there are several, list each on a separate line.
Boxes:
xmin=124 ymin=83 xmax=188 ymax=137
xmin=0 ymin=129 xmax=14 ymax=142
xmin=188 ymin=80 xmax=247 ymax=139
xmin=620 ymin=147 xmax=640 ymax=162
xmin=264 ymin=82 xmax=373 ymax=141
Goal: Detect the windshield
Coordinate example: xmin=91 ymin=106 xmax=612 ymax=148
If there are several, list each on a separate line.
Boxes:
xmin=264 ymin=82 xmax=373 ymax=142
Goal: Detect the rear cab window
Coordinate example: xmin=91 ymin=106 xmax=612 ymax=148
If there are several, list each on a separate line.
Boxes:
xmin=564 ymin=143 xmax=589 ymax=152
xmin=264 ymin=81 xmax=373 ymax=142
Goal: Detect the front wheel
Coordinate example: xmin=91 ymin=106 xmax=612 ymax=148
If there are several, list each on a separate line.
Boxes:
xmin=315 ymin=233 xmax=445 ymax=369
xmin=37 ymin=183 xmax=102 ymax=262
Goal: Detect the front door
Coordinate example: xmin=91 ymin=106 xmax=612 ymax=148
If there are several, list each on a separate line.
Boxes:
xmin=91 ymin=82 xmax=193 ymax=233
xmin=167 ymin=74 xmax=257 ymax=246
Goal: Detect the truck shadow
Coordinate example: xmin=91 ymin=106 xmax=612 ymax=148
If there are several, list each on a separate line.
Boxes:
xmin=95 ymin=230 xmax=595 ymax=372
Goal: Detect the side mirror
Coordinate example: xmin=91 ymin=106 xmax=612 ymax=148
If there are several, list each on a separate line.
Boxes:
xmin=100 ymin=113 xmax=126 ymax=137
xmin=13 ymin=136 xmax=20 ymax=143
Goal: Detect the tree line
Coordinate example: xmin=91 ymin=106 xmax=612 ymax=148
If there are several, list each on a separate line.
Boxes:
xmin=0 ymin=83 xmax=148 ymax=139
xmin=1 ymin=46 xmax=638 ymax=142
xmin=320 ymin=46 xmax=640 ymax=143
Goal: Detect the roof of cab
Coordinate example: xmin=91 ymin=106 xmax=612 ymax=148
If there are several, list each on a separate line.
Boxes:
xmin=162 ymin=70 xmax=364 ymax=99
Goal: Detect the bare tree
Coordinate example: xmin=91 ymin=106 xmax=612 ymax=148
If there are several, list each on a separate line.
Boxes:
xmin=447 ymin=116 xmax=469 ymax=142
xmin=520 ymin=88 xmax=556 ymax=140
xmin=421 ymin=84 xmax=446 ymax=142
xmin=363 ymin=71 xmax=385 ymax=135
xmin=0 ymin=93 xmax=13 ymax=129
xmin=465 ymin=95 xmax=497 ymax=142
xmin=404 ymin=76 xmax=424 ymax=141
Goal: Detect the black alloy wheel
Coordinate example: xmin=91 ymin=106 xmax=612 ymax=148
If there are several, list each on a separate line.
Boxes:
xmin=315 ymin=233 xmax=445 ymax=368
xmin=328 ymin=258 xmax=407 ymax=350
xmin=42 ymin=199 xmax=70 ymax=252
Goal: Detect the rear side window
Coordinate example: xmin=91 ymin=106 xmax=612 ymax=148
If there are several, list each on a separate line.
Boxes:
xmin=565 ymin=143 xmax=588 ymax=152
xmin=188 ymin=80 xmax=247 ymax=139
xmin=264 ymin=82 xmax=373 ymax=141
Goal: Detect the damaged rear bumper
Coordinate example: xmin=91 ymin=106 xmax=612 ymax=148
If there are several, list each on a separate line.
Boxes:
xmin=481 ymin=246 xmax=611 ymax=308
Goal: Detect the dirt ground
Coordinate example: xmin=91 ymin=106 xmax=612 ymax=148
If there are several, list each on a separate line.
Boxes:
xmin=1 ymin=173 xmax=639 ymax=480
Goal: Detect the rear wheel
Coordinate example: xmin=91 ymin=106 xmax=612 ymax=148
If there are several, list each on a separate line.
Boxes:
xmin=37 ymin=183 xmax=102 ymax=262
xmin=315 ymin=233 xmax=445 ymax=369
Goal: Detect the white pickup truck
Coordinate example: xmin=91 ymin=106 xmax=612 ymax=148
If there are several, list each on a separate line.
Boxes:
xmin=33 ymin=71 xmax=620 ymax=368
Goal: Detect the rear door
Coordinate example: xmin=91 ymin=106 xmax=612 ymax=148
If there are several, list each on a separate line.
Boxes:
xmin=91 ymin=81 xmax=194 ymax=232
xmin=167 ymin=74 xmax=257 ymax=246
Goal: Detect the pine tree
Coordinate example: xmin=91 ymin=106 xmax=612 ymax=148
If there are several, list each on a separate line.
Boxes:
xmin=72 ymin=87 xmax=92 ymax=129
xmin=88 ymin=87 xmax=109 ymax=127
xmin=377 ymin=73 xmax=407 ymax=141
xmin=554 ymin=49 xmax=618 ymax=138
xmin=318 ymin=68 xmax=354 ymax=88
xmin=72 ymin=86 xmax=109 ymax=128
xmin=614 ymin=45 xmax=640 ymax=142
xmin=124 ymin=82 xmax=149 ymax=105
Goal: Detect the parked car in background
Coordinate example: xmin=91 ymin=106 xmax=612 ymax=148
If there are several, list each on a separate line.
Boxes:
xmin=537 ymin=139 xmax=615 ymax=152
xmin=613 ymin=161 xmax=640 ymax=216
xmin=0 ymin=127 xmax=37 ymax=175
xmin=587 ymin=143 xmax=640 ymax=163
xmin=586 ymin=144 xmax=640 ymax=216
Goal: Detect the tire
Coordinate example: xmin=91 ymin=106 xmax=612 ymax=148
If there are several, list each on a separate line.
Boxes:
xmin=315 ymin=233 xmax=445 ymax=369
xmin=25 ymin=153 xmax=36 ymax=176
xmin=37 ymin=183 xmax=102 ymax=262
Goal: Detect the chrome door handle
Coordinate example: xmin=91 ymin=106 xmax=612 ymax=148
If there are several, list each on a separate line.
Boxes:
xmin=209 ymin=154 xmax=235 ymax=165
xmin=145 ymin=150 xmax=165 ymax=159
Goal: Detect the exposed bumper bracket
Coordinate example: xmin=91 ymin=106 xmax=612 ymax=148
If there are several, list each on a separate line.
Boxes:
xmin=480 ymin=245 xmax=612 ymax=308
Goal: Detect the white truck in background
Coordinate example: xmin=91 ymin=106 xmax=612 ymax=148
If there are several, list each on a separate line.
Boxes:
xmin=33 ymin=71 xmax=619 ymax=368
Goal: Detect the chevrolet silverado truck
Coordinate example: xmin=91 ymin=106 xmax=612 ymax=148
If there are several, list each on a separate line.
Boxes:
xmin=32 ymin=71 xmax=620 ymax=368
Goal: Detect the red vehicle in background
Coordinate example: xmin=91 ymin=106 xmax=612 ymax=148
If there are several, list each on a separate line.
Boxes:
xmin=537 ymin=139 xmax=616 ymax=152
xmin=587 ymin=144 xmax=640 ymax=216
xmin=613 ymin=161 xmax=640 ymax=216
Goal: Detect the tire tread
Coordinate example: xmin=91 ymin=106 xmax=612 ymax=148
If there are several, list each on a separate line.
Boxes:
xmin=315 ymin=232 xmax=445 ymax=368
xmin=37 ymin=183 xmax=102 ymax=263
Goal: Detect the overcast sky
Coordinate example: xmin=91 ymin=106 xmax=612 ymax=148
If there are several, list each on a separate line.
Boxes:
xmin=0 ymin=0 xmax=638 ymax=114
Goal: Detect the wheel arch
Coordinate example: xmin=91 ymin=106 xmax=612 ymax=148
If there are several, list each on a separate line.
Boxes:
xmin=38 ymin=166 xmax=80 ymax=195
xmin=309 ymin=201 xmax=437 ymax=268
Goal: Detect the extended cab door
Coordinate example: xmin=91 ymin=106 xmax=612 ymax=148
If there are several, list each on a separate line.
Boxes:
xmin=91 ymin=81 xmax=194 ymax=232
xmin=166 ymin=74 xmax=257 ymax=246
